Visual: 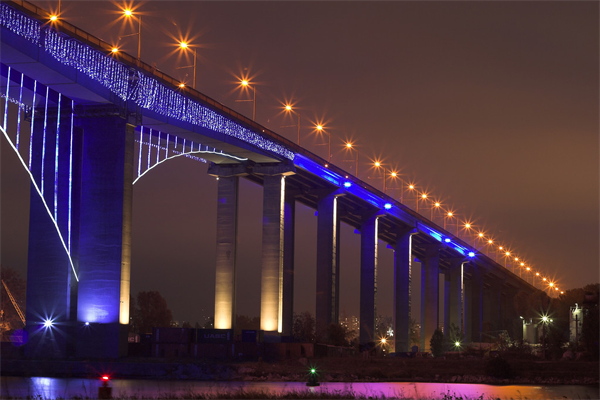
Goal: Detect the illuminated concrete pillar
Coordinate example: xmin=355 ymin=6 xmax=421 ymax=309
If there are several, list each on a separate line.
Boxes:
xmin=208 ymin=164 xmax=247 ymax=330
xmin=315 ymin=190 xmax=341 ymax=337
xmin=359 ymin=213 xmax=378 ymax=347
xmin=393 ymin=228 xmax=416 ymax=352
xmin=467 ymin=265 xmax=484 ymax=343
xmin=25 ymin=107 xmax=80 ymax=359
xmin=282 ymin=189 xmax=296 ymax=336
xmin=75 ymin=108 xmax=134 ymax=358
xmin=256 ymin=164 xmax=295 ymax=333
xmin=420 ymin=243 xmax=440 ymax=351
xmin=443 ymin=258 xmax=464 ymax=340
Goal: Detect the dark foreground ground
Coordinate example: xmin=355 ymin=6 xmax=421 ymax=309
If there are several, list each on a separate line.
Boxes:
xmin=2 ymin=356 xmax=598 ymax=385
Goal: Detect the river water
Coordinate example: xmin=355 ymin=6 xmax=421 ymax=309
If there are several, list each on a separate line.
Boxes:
xmin=1 ymin=376 xmax=598 ymax=399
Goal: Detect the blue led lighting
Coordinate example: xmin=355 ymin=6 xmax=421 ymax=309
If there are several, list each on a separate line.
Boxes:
xmin=0 ymin=5 xmax=294 ymax=160
xmin=468 ymin=251 xmax=476 ymax=257
xmin=343 ymin=181 xmax=352 ymax=188
xmin=384 ymin=203 xmax=392 ymax=210
xmin=444 ymin=238 xmax=451 ymax=243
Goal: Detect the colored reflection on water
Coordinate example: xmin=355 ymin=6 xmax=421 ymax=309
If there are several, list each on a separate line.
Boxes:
xmin=2 ymin=376 xmax=598 ymax=399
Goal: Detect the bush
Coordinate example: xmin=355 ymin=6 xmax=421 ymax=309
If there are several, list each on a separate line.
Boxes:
xmin=430 ymin=328 xmax=445 ymax=357
xmin=484 ymin=356 xmax=514 ymax=379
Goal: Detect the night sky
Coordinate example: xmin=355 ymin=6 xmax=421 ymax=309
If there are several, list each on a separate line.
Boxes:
xmin=1 ymin=1 xmax=598 ymax=325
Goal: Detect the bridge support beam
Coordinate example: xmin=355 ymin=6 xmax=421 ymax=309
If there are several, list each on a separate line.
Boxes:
xmin=75 ymin=111 xmax=134 ymax=359
xmin=208 ymin=164 xmax=248 ymax=330
xmin=255 ymin=164 xmax=295 ymax=334
xmin=420 ymin=244 xmax=441 ymax=352
xmin=315 ymin=191 xmax=341 ymax=338
xmin=392 ymin=228 xmax=415 ymax=353
xmin=359 ymin=214 xmax=379 ymax=347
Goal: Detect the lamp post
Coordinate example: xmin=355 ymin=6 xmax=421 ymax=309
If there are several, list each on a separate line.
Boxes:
xmin=178 ymin=41 xmax=197 ymax=88
xmin=283 ymin=104 xmax=301 ymax=144
xmin=122 ymin=8 xmax=142 ymax=60
xmin=237 ymin=79 xmax=256 ymax=120
xmin=343 ymin=142 xmax=359 ymax=177
xmin=314 ymin=124 xmax=330 ymax=161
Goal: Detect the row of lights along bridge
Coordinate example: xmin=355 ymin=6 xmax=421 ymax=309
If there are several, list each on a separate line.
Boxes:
xmin=44 ymin=2 xmax=562 ymax=296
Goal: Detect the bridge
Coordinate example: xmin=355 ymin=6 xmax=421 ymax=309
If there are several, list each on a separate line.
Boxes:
xmin=1 ymin=0 xmax=542 ymax=359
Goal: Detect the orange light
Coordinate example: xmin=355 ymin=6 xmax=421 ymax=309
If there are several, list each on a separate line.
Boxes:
xmin=421 ymin=193 xmax=428 ymax=199
xmin=464 ymin=223 xmax=471 ymax=229
xmin=478 ymin=232 xmax=484 ymax=237
xmin=526 ymin=267 xmax=531 ymax=271
xmin=316 ymin=124 xmax=323 ymax=131
xmin=447 ymin=212 xmax=453 ymax=217
xmin=49 ymin=14 xmax=58 ymax=21
xmin=505 ymin=251 xmax=510 ymax=256
xmin=241 ymin=79 xmax=249 ymax=86
xmin=434 ymin=202 xmax=441 ymax=207
xmin=408 ymin=184 xmax=415 ymax=190
xmin=123 ymin=9 xmax=133 ymax=17
xmin=488 ymin=239 xmax=493 ymax=244
xmin=543 ymin=277 xmax=547 ymax=281
xmin=179 ymin=41 xmax=189 ymax=49
xmin=536 ymin=272 xmax=540 ymax=276
xmin=345 ymin=142 xmax=353 ymax=149
xmin=111 ymin=47 xmax=119 ymax=53
xmin=284 ymin=104 xmax=293 ymax=111
xmin=374 ymin=161 xmax=381 ymax=167
xmin=390 ymin=171 xmax=398 ymax=178
xmin=178 ymin=83 xmax=185 ymax=88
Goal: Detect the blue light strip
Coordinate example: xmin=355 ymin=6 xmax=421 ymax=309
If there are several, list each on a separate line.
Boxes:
xmin=16 ymin=72 xmax=23 ymax=149
xmin=53 ymin=93 xmax=61 ymax=220
xmin=3 ymin=66 xmax=9 ymax=131
xmin=68 ymin=99 xmax=74 ymax=252
xmin=41 ymin=86 xmax=49 ymax=197
xmin=28 ymin=80 xmax=36 ymax=170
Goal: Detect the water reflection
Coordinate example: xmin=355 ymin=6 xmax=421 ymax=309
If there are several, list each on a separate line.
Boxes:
xmin=2 ymin=376 xmax=598 ymax=399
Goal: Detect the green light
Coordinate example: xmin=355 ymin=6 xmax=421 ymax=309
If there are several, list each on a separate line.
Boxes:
xmin=310 ymin=368 xmax=316 ymax=374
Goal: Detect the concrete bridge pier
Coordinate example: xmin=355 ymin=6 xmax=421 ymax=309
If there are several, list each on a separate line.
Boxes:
xmin=466 ymin=265 xmax=484 ymax=343
xmin=255 ymin=164 xmax=296 ymax=334
xmin=74 ymin=110 xmax=134 ymax=359
xmin=392 ymin=228 xmax=416 ymax=353
xmin=208 ymin=164 xmax=248 ymax=330
xmin=359 ymin=213 xmax=379 ymax=347
xmin=420 ymin=244 xmax=441 ymax=351
xmin=444 ymin=258 xmax=465 ymax=342
xmin=25 ymin=109 xmax=81 ymax=359
xmin=315 ymin=190 xmax=341 ymax=339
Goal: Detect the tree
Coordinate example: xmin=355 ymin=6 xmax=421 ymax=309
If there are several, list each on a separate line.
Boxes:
xmin=430 ymin=328 xmax=444 ymax=357
xmin=325 ymin=322 xmax=351 ymax=346
xmin=292 ymin=311 xmax=315 ymax=343
xmin=130 ymin=291 xmax=173 ymax=334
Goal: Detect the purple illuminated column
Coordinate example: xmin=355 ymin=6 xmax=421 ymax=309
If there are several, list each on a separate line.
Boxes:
xmin=75 ymin=108 xmax=133 ymax=358
xmin=315 ymin=190 xmax=341 ymax=338
xmin=420 ymin=243 xmax=441 ymax=351
xmin=359 ymin=213 xmax=378 ymax=347
xmin=393 ymin=227 xmax=415 ymax=352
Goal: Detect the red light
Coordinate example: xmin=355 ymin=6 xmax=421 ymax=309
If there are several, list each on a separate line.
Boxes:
xmin=102 ymin=375 xmax=110 ymax=381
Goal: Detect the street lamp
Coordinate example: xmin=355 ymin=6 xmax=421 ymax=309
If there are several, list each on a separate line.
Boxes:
xmin=121 ymin=8 xmax=142 ymax=59
xmin=236 ymin=79 xmax=256 ymax=120
xmin=314 ymin=123 xmax=331 ymax=161
xmin=178 ymin=40 xmax=197 ymax=88
xmin=343 ymin=142 xmax=359 ymax=177
xmin=282 ymin=104 xmax=301 ymax=144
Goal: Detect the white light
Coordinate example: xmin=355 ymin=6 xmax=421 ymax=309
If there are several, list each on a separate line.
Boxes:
xmin=43 ymin=319 xmax=53 ymax=328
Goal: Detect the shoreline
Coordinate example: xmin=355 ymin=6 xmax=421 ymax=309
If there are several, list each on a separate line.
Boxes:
xmin=2 ymin=357 xmax=598 ymax=386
